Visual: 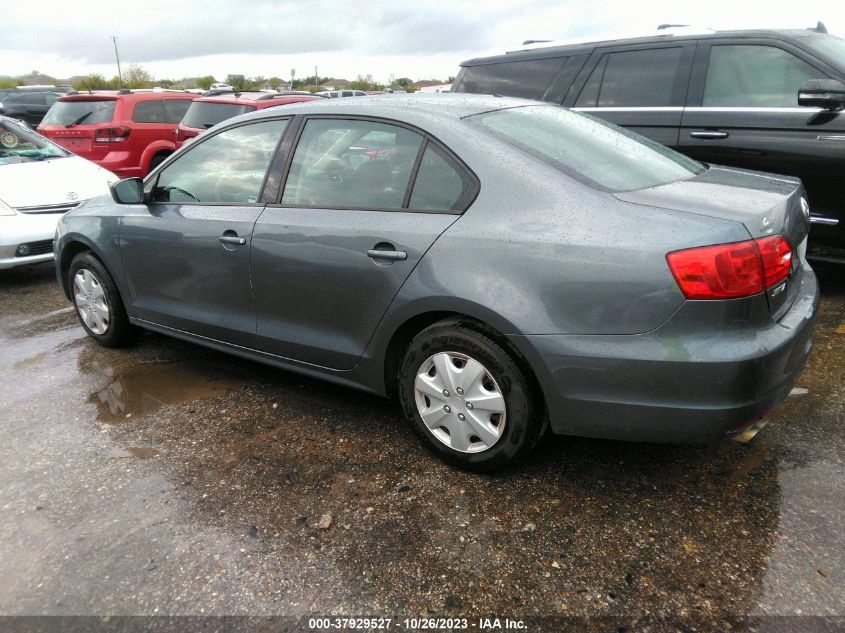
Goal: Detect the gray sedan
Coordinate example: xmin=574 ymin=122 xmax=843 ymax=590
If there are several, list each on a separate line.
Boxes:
xmin=54 ymin=94 xmax=818 ymax=471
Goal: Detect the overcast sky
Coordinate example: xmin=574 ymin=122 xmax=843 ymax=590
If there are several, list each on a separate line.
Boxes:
xmin=2 ymin=0 xmax=844 ymax=83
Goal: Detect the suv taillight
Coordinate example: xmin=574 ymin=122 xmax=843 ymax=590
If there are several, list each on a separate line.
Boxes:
xmin=666 ymin=235 xmax=792 ymax=300
xmin=94 ymin=126 xmax=131 ymax=143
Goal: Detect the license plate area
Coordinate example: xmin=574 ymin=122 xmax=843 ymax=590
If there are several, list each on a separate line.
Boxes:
xmin=55 ymin=138 xmax=92 ymax=153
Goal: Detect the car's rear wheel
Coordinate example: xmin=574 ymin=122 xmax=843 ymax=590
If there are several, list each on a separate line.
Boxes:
xmin=69 ymin=252 xmax=138 ymax=348
xmin=148 ymin=152 xmax=171 ymax=172
xmin=398 ymin=320 xmax=543 ymax=471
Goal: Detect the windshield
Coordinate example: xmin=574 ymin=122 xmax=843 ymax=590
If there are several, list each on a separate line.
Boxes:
xmin=182 ymin=102 xmax=256 ymax=129
xmin=803 ymin=33 xmax=845 ymax=65
xmin=41 ymin=99 xmax=116 ymax=126
xmin=465 ymin=105 xmax=705 ymax=192
xmin=0 ymin=119 xmax=69 ymax=164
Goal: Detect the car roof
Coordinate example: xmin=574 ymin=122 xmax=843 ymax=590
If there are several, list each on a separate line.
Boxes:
xmin=224 ymin=93 xmax=542 ymax=128
xmin=58 ymin=90 xmax=195 ymax=101
xmin=194 ymin=92 xmax=319 ymax=105
xmin=461 ymin=28 xmax=831 ymax=65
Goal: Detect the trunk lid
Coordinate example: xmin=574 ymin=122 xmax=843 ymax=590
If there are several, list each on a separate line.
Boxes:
xmin=615 ymin=165 xmax=811 ymax=318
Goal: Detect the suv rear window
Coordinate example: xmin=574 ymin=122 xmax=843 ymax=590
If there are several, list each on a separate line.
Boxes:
xmin=182 ymin=102 xmax=256 ymax=130
xmin=458 ymin=58 xmax=563 ymax=100
xmin=42 ymin=100 xmax=116 ymax=125
xmin=466 ymin=105 xmax=704 ymax=192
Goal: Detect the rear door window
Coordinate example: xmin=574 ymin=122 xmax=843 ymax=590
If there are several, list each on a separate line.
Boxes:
xmin=282 ymin=119 xmax=422 ymax=209
xmin=575 ymin=47 xmax=685 ymax=107
xmin=41 ymin=100 xmax=116 ymax=125
xmin=703 ymin=45 xmax=823 ymax=107
xmin=132 ymin=100 xmax=166 ymax=123
xmin=457 ymin=58 xmax=563 ymax=99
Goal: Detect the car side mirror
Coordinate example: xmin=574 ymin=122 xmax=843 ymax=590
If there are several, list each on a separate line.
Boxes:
xmin=110 ymin=177 xmax=145 ymax=204
xmin=798 ymin=79 xmax=845 ymax=111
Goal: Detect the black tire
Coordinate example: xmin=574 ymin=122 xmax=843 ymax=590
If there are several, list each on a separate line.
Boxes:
xmin=398 ymin=319 xmax=543 ymax=472
xmin=148 ymin=152 xmax=170 ymax=172
xmin=68 ymin=251 xmax=139 ymax=348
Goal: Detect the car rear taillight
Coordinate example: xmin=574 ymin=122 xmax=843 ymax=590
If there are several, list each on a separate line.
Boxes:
xmin=666 ymin=235 xmax=792 ymax=300
xmin=94 ymin=126 xmax=131 ymax=143
xmin=756 ymin=235 xmax=793 ymax=288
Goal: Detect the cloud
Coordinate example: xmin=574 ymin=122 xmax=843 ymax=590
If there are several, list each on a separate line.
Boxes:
xmin=0 ymin=0 xmax=842 ymax=81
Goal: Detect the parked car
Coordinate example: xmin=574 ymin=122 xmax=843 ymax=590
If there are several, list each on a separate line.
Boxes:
xmin=54 ymin=95 xmax=818 ymax=471
xmin=315 ymin=90 xmax=369 ymax=98
xmin=0 ymin=116 xmax=115 ymax=270
xmin=176 ymin=91 xmax=321 ymax=147
xmin=452 ymin=26 xmax=845 ymax=257
xmin=209 ymin=83 xmax=234 ymax=92
xmin=0 ymin=91 xmax=63 ymax=126
xmin=37 ymin=90 xmax=197 ymax=178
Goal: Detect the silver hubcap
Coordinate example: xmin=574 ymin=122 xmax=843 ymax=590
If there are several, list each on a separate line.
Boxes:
xmin=413 ymin=351 xmax=506 ymax=453
xmin=73 ymin=268 xmax=110 ymax=335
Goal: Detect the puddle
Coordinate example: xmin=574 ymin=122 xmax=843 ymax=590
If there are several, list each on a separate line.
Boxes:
xmin=88 ymin=360 xmax=244 ymax=422
xmin=107 ymin=447 xmax=161 ymax=459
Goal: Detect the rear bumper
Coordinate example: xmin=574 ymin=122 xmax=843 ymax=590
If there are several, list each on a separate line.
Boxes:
xmin=88 ymin=151 xmax=143 ymax=179
xmin=514 ymin=266 xmax=819 ymax=443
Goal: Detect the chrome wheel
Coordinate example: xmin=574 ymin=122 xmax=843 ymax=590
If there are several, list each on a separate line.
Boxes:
xmin=73 ymin=268 xmax=110 ymax=335
xmin=413 ymin=351 xmax=506 ymax=453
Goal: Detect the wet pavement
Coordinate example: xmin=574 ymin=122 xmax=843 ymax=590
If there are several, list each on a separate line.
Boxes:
xmin=0 ymin=262 xmax=843 ymax=627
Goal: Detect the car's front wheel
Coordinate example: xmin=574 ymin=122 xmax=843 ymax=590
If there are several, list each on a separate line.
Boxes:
xmin=399 ymin=320 xmax=543 ymax=472
xmin=69 ymin=251 xmax=138 ymax=347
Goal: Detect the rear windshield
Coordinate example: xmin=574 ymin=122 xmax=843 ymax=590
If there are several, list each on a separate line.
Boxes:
xmin=41 ymin=99 xmax=116 ymax=126
xmin=182 ymin=102 xmax=256 ymax=129
xmin=0 ymin=119 xmax=69 ymax=164
xmin=465 ymin=105 xmax=705 ymax=192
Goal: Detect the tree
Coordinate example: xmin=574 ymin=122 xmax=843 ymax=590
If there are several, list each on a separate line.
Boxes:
xmin=73 ymin=74 xmax=113 ymax=91
xmin=226 ymin=74 xmax=245 ymax=91
xmin=122 ymin=64 xmax=153 ymax=88
xmin=0 ymin=76 xmax=16 ymax=89
xmin=349 ymin=74 xmax=381 ymax=91
xmin=194 ymin=75 xmax=217 ymax=90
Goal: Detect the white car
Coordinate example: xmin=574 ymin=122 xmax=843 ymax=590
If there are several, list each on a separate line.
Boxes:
xmin=0 ymin=116 xmax=116 ymax=270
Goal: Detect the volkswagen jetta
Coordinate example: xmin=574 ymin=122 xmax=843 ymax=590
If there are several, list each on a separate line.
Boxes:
xmin=54 ymin=94 xmax=818 ymax=470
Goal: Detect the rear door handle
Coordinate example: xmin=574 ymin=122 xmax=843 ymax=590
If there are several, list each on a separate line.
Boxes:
xmin=690 ymin=131 xmax=729 ymax=140
xmin=367 ymin=249 xmax=407 ymax=261
xmin=218 ymin=235 xmax=246 ymax=246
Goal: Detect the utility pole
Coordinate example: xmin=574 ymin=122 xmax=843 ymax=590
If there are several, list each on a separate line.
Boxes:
xmin=112 ymin=36 xmax=123 ymax=87
xmin=315 ymin=65 xmax=318 ymax=87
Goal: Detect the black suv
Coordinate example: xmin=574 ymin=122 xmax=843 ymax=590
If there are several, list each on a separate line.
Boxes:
xmin=453 ymin=26 xmax=845 ymax=256
xmin=0 ymin=90 xmax=65 ymax=127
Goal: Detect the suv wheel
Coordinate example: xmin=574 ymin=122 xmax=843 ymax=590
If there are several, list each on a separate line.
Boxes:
xmin=398 ymin=320 xmax=543 ymax=471
xmin=69 ymin=252 xmax=138 ymax=347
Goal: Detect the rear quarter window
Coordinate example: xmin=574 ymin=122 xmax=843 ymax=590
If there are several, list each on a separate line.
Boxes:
xmin=163 ymin=99 xmax=193 ymax=123
xmin=457 ymin=58 xmax=563 ymax=100
xmin=132 ymin=100 xmax=166 ymax=123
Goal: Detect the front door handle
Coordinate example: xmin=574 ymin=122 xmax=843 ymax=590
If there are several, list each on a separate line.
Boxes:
xmin=690 ymin=131 xmax=729 ymax=140
xmin=367 ymin=249 xmax=407 ymax=261
xmin=218 ymin=235 xmax=246 ymax=246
